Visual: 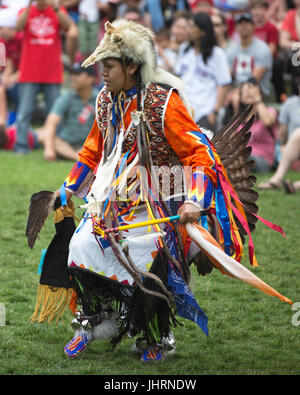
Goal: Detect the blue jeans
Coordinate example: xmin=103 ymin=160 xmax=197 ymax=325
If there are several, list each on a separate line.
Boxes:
xmin=15 ymin=83 xmax=60 ymax=153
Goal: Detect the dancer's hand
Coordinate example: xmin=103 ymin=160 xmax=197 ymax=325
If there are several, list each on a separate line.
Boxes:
xmin=177 ymin=202 xmax=201 ymax=224
xmin=54 ymin=188 xmax=73 ymax=207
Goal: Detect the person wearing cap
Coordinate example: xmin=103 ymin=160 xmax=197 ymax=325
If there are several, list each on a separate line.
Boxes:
xmin=39 ymin=19 xmax=263 ymax=362
xmin=37 ymin=63 xmax=97 ymax=161
xmin=225 ymin=12 xmax=273 ymax=115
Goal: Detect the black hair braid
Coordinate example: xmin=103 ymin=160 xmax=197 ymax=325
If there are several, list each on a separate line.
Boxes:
xmin=136 ymin=72 xmax=142 ymax=112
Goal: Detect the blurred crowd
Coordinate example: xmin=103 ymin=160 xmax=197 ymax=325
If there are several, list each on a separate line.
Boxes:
xmin=0 ymin=0 xmax=300 ymax=191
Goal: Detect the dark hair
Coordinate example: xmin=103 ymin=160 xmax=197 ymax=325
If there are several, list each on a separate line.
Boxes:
xmin=250 ymin=0 xmax=269 ymax=9
xmin=247 ymin=76 xmax=258 ymax=85
xmin=116 ymin=56 xmax=141 ymax=80
xmin=124 ymin=6 xmax=143 ymax=20
xmin=156 ymin=26 xmax=171 ymax=39
xmin=191 ymin=12 xmax=217 ymax=64
xmin=172 ymin=9 xmax=192 ymax=23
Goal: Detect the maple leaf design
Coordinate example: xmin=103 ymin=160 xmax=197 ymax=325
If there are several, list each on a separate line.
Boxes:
xmin=29 ymin=15 xmax=55 ymax=38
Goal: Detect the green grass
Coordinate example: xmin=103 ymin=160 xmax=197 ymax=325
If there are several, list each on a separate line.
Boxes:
xmin=0 ymin=149 xmax=299 ymax=375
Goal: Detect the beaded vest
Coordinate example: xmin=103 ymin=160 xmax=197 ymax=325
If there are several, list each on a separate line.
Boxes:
xmin=95 ymin=83 xmax=182 ymax=169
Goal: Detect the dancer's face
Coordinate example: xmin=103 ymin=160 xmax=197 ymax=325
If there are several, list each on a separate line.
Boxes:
xmin=100 ymin=58 xmax=138 ymax=93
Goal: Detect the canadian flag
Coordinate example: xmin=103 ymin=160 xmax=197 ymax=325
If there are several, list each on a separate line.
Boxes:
xmin=78 ymin=105 xmax=94 ymax=124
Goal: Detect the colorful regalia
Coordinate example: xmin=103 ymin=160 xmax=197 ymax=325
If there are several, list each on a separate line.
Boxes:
xmin=26 ymin=19 xmax=292 ymax=362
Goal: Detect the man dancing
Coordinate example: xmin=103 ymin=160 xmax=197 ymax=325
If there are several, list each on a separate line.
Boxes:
xmin=30 ymin=19 xmax=291 ymax=362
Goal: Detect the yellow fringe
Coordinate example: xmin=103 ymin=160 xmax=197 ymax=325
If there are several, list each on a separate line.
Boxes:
xmin=29 ymin=284 xmax=73 ymax=324
xmin=54 ymin=200 xmax=77 ymax=223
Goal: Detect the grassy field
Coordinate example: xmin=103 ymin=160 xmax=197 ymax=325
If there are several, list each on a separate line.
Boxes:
xmin=0 ymin=149 xmax=299 ymax=376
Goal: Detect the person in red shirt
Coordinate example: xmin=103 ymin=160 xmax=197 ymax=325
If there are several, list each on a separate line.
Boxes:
xmin=280 ymin=0 xmax=300 ymax=47
xmin=14 ymin=0 xmax=72 ymax=154
xmin=250 ymin=0 xmax=286 ymax=103
xmin=251 ymin=1 xmax=278 ymax=55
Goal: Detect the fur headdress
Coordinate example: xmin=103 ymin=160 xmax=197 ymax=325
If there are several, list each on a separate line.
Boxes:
xmin=82 ymin=19 xmax=191 ymax=111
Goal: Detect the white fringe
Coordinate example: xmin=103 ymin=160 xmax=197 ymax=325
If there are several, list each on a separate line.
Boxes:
xmin=122 ymin=231 xmax=166 ymax=244
xmin=80 ymin=129 xmax=124 ymax=217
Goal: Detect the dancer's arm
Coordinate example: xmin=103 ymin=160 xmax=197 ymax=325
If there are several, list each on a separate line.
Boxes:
xmin=164 ymin=91 xmax=218 ymax=222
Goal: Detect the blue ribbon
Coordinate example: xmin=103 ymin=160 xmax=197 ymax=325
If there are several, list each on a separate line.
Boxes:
xmin=37 ymin=249 xmax=47 ymax=275
xmin=111 ymin=86 xmax=137 ymax=128
xmin=215 ymin=176 xmax=231 ymax=255
xmin=167 ymin=263 xmax=209 ymax=337
xmin=201 ymin=214 xmax=208 ymax=230
xmin=59 ymin=184 xmax=67 ymax=208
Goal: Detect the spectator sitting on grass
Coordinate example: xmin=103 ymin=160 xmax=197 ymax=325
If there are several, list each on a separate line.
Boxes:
xmin=258 ymin=127 xmax=300 ymax=194
xmin=37 ymin=63 xmax=98 ymax=161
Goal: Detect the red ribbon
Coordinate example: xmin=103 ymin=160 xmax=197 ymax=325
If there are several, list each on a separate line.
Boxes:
xmin=214 ymin=161 xmax=286 ymax=266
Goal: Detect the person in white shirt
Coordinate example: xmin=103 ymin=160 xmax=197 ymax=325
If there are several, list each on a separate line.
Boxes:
xmin=175 ymin=12 xmax=231 ymax=132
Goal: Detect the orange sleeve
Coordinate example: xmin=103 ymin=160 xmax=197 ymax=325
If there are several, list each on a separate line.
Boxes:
xmin=77 ymin=118 xmax=103 ymax=171
xmin=164 ymin=91 xmax=218 ymax=186
xmin=63 ymin=119 xmax=103 ymax=194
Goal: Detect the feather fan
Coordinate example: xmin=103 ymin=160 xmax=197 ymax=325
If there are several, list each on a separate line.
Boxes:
xmin=26 ymin=191 xmax=60 ymax=249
